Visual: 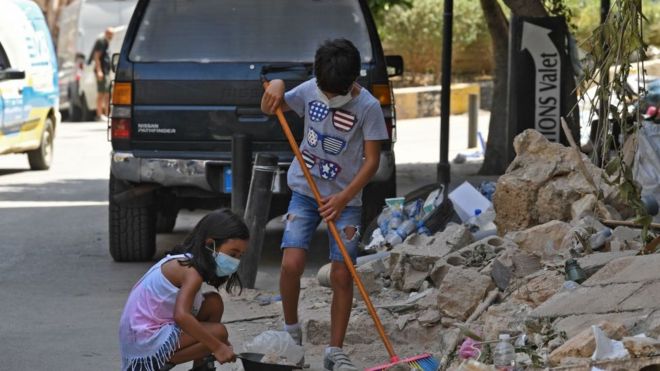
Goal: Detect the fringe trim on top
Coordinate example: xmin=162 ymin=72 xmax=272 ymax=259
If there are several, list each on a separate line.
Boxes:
xmin=123 ymin=327 xmax=181 ymax=371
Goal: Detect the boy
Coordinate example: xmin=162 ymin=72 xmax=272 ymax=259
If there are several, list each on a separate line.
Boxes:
xmin=261 ymin=39 xmax=388 ymax=370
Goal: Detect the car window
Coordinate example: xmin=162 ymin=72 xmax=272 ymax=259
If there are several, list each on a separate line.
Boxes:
xmin=129 ymin=0 xmax=373 ymax=63
xmin=0 ymin=42 xmax=10 ymax=70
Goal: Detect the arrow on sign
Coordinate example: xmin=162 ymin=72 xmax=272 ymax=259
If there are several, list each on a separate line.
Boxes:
xmin=521 ymin=22 xmax=561 ymax=142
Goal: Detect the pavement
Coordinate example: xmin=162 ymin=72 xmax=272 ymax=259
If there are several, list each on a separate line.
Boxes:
xmin=0 ymin=113 xmax=495 ymax=370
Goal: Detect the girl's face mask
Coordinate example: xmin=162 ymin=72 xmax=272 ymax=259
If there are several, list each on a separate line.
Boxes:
xmin=206 ymin=241 xmax=240 ymax=277
xmin=316 ymin=85 xmax=353 ymax=108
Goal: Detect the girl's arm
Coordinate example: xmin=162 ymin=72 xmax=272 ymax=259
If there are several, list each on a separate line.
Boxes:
xmin=174 ymin=268 xmax=234 ymax=362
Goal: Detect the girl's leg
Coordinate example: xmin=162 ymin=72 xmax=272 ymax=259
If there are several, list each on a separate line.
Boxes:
xmin=169 ymin=292 xmax=229 ymax=365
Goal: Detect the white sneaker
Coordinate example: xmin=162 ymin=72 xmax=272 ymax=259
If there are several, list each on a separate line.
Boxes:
xmin=323 ymin=347 xmax=358 ymax=371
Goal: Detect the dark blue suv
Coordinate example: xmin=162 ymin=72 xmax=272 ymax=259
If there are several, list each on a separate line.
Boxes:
xmin=108 ymin=0 xmax=403 ymax=261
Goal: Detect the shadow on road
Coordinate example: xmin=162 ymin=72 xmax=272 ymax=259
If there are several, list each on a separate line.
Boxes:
xmin=0 ymin=179 xmax=108 ymax=202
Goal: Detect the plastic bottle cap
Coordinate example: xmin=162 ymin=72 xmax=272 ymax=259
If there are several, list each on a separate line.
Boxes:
xmin=499 ymin=334 xmax=510 ymax=340
xmin=474 ymin=209 xmax=482 ymax=216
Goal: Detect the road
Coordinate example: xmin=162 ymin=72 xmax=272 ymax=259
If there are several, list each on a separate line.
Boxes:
xmin=0 ymin=114 xmax=491 ymax=370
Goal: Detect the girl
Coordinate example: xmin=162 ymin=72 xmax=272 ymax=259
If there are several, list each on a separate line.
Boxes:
xmin=119 ymin=209 xmax=249 ymax=371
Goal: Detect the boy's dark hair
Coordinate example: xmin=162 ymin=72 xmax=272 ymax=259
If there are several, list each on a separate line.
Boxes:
xmin=314 ymin=38 xmax=361 ymax=95
xmin=171 ymin=208 xmax=249 ymax=293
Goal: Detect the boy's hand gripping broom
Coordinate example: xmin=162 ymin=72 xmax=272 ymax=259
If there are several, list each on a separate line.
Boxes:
xmin=263 ymin=80 xmax=440 ymax=371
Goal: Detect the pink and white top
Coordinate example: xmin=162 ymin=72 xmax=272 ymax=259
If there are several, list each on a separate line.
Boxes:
xmin=119 ymin=254 xmax=203 ymax=371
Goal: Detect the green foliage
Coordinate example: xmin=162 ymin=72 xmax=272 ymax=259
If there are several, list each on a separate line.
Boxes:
xmin=376 ymin=0 xmax=490 ymax=83
xmin=368 ymin=0 xmax=412 ymax=23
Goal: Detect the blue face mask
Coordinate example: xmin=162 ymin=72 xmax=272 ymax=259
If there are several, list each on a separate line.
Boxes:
xmin=206 ymin=242 xmax=240 ymax=277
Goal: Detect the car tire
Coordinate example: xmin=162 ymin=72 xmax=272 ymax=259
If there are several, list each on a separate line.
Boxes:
xmin=109 ymin=173 xmax=156 ymax=262
xmin=28 ymin=117 xmax=54 ymax=170
xmin=69 ymin=97 xmax=91 ymax=122
xmin=155 ymin=208 xmax=178 ymax=233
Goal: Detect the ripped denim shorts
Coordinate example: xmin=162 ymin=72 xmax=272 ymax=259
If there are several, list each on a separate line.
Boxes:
xmin=281 ymin=191 xmax=361 ymax=263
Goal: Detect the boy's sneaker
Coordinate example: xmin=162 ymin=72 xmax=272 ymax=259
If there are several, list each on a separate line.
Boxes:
xmin=323 ymin=347 xmax=358 ymax=371
xmin=286 ymin=326 xmax=303 ymax=346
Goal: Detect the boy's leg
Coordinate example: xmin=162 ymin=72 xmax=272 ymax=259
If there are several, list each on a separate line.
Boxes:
xmin=279 ymin=192 xmax=321 ymax=343
xmin=325 ymin=207 xmax=361 ymax=370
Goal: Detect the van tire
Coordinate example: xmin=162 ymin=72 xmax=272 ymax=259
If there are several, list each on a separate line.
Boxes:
xmin=69 ymin=97 xmax=91 ymax=122
xmin=28 ymin=118 xmax=54 ymax=170
xmin=109 ymin=174 xmax=156 ymax=262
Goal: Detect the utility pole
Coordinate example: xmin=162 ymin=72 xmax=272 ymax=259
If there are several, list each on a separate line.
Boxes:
xmin=437 ymin=0 xmax=453 ymax=189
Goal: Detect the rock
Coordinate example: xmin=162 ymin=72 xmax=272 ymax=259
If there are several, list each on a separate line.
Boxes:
xmin=612 ymin=226 xmax=642 ymax=241
xmin=415 ymin=288 xmax=441 ymax=310
xmin=385 ymin=364 xmax=414 ymax=371
xmin=435 ymin=267 xmax=493 ymax=321
xmin=356 ymin=263 xmax=384 ymax=295
xmin=511 ymin=270 xmax=564 ymax=307
xmin=396 ymin=314 xmax=413 ymax=331
xmin=429 ymin=261 xmax=450 ymax=287
xmin=622 ymin=336 xmax=660 ymax=357
xmin=389 ymin=227 xmax=472 ymax=292
xmin=505 ymin=220 xmax=572 ymax=260
xmin=489 ymin=246 xmax=542 ymax=290
xmin=577 ymin=251 xmax=638 ymax=278
xmin=571 ymin=193 xmax=598 ymax=220
xmin=418 ymin=308 xmax=442 ymax=327
xmin=493 ymin=130 xmax=617 ymax=234
xmin=482 ymin=301 xmax=533 ymax=340
xmin=444 ymin=236 xmax=513 ymax=269
xmin=548 ymin=321 xmax=628 ymax=366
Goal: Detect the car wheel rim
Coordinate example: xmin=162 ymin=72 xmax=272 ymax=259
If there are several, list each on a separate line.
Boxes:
xmin=43 ymin=128 xmax=53 ymax=164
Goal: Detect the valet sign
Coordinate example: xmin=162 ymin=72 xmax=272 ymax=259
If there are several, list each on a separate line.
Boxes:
xmin=507 ymin=17 xmax=578 ymax=149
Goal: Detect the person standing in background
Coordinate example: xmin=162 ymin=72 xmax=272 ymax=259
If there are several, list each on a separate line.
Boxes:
xmin=92 ymin=27 xmax=114 ymax=120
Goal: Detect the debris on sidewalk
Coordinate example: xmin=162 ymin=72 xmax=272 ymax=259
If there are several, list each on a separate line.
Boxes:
xmin=225 ymin=129 xmax=659 ymax=370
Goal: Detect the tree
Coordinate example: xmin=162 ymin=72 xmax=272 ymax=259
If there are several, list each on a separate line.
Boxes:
xmin=478 ymin=0 xmax=550 ymax=175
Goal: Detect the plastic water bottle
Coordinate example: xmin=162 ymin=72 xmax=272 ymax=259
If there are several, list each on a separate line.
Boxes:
xmin=589 ymin=228 xmax=612 ymax=250
xmin=493 ymin=334 xmax=516 ymax=371
xmin=466 ymin=208 xmax=497 ymax=240
xmin=376 ymin=207 xmax=392 ymax=235
xmin=387 ymin=219 xmax=417 ymax=246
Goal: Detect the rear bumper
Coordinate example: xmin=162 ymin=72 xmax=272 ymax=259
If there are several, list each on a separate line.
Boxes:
xmin=110 ymin=149 xmax=395 ymax=192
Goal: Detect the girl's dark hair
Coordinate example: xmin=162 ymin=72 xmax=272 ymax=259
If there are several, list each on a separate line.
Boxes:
xmin=170 ymin=208 xmax=249 ymax=294
xmin=314 ymin=38 xmax=361 ymax=95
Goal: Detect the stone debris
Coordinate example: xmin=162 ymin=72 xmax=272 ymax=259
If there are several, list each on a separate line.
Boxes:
xmin=262 ymin=129 xmax=660 ymax=370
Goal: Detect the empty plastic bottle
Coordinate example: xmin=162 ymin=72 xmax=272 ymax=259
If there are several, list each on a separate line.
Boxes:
xmin=466 ymin=208 xmax=497 ymax=240
xmin=386 ymin=218 xmax=417 ymax=246
xmin=376 ymin=207 xmax=393 ymax=236
xmin=493 ymin=333 xmax=516 ymax=371
xmin=588 ymin=228 xmax=612 ymax=250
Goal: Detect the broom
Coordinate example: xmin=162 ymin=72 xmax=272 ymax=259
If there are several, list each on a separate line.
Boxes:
xmin=263 ymin=80 xmax=440 ymax=371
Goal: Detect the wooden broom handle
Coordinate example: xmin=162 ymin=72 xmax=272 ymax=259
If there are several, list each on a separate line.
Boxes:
xmin=264 ymin=82 xmax=399 ymax=362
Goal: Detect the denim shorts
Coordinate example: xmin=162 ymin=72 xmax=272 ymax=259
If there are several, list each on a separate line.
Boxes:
xmin=281 ymin=191 xmax=361 ymax=263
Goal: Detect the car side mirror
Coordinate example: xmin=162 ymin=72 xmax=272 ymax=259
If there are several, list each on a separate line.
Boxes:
xmin=385 ymin=55 xmax=404 ymax=77
xmin=112 ymin=53 xmax=120 ymax=73
xmin=0 ymin=69 xmax=25 ymax=81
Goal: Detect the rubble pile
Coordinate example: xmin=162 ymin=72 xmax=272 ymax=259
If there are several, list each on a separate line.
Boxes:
xmin=293 ymin=129 xmax=659 ymax=370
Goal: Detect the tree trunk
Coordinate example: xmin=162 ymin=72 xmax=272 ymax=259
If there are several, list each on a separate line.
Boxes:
xmin=479 ymin=0 xmax=549 ymax=175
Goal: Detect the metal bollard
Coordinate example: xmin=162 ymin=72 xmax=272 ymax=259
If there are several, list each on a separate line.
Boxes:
xmin=237 ymin=153 xmax=278 ymax=289
xmin=231 ymin=134 xmax=251 ymax=217
xmin=468 ymin=93 xmax=479 ymax=149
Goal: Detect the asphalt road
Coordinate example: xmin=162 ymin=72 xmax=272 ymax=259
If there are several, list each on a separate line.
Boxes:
xmin=0 ymin=118 xmax=487 ymax=370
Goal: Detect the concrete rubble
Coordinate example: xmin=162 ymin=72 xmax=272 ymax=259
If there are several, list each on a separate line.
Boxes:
xmin=225 ymin=129 xmax=659 ymax=370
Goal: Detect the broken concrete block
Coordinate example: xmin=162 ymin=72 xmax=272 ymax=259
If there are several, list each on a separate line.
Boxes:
xmin=482 ymin=301 xmax=533 ymax=340
xmin=576 ymin=251 xmax=638 ymax=278
xmin=505 ymin=220 xmax=572 ymax=260
xmin=548 ymin=321 xmax=628 ymax=366
xmin=584 ymin=254 xmax=660 ymax=286
xmin=396 ymin=314 xmax=413 ymax=331
xmin=415 ymin=288 xmax=441 ymax=310
xmin=489 ymin=246 xmax=542 ymax=290
xmin=493 ymin=130 xmax=609 ymax=234
xmin=622 ymin=336 xmax=660 ymax=357
xmin=418 ymin=308 xmax=442 ymax=327
xmin=429 ymin=261 xmax=450 ymax=287
xmin=435 ymin=267 xmax=493 ymax=321
xmin=571 ymin=194 xmax=598 ymax=221
xmin=511 ymin=270 xmax=564 ymax=308
xmin=401 ymin=267 xmax=428 ymax=293
xmin=356 ymin=263 xmax=384 ymax=295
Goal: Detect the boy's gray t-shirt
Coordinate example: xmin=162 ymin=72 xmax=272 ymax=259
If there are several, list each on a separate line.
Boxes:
xmin=284 ymin=78 xmax=388 ymax=207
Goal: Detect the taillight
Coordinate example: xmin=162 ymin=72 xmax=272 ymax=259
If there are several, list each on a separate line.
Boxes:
xmin=111 ymin=118 xmax=131 ymax=139
xmin=110 ymin=82 xmax=132 ymax=140
xmin=373 ymin=84 xmax=396 ymax=142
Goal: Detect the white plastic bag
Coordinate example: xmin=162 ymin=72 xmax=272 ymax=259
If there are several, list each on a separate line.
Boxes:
xmin=591 ymin=325 xmax=629 ymax=361
xmin=243 ymin=331 xmax=305 ymax=364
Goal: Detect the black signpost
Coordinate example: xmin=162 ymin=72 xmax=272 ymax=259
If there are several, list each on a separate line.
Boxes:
xmin=506 ymin=16 xmax=580 ymax=162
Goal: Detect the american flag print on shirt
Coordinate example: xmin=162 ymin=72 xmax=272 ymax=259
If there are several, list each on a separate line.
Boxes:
xmin=309 ymin=100 xmax=330 ymax=122
xmin=332 ymin=109 xmax=356 ymax=132
xmin=302 ymin=149 xmax=315 ymax=169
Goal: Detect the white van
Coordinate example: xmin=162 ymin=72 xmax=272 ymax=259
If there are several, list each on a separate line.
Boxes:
xmin=56 ymin=0 xmax=136 ymax=121
xmin=0 ymin=0 xmax=60 ymax=170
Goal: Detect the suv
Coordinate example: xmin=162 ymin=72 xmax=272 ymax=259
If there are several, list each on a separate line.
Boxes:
xmin=109 ymin=0 xmax=403 ymax=261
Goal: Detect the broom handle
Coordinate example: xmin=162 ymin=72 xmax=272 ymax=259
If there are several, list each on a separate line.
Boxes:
xmin=265 ymin=82 xmax=399 ymax=362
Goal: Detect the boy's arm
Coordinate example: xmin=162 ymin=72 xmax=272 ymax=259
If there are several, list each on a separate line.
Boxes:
xmin=319 ymin=140 xmax=381 ymax=221
xmin=261 ymin=79 xmax=291 ymax=114
xmin=173 ymin=269 xmax=235 ymax=363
